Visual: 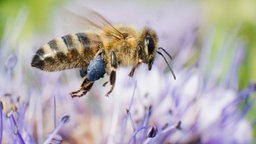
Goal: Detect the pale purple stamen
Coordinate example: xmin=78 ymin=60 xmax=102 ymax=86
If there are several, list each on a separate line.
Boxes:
xmin=149 ymin=121 xmax=181 ymax=143
xmin=139 ymin=106 xmax=152 ymax=143
xmin=4 ymin=55 xmax=17 ymax=82
xmin=43 ymin=115 xmax=70 ymax=144
xmin=0 ymin=101 xmax=3 ymax=144
xmin=120 ymin=84 xmax=137 ymax=143
xmin=119 ymin=114 xmax=129 ymax=143
xmin=128 ymin=82 xmax=136 ymax=110
xmin=142 ymin=105 xmax=152 ymax=127
xmin=8 ymin=111 xmax=25 ymax=144
xmin=128 ymin=126 xmax=150 ymax=144
xmin=4 ymin=54 xmax=17 ymax=70
xmin=54 ymin=96 xmax=57 ymax=129
xmin=48 ymin=134 xmax=63 ymax=144
xmin=126 ymin=109 xmax=136 ymax=131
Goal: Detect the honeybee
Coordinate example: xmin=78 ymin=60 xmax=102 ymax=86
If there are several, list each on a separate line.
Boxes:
xmin=31 ymin=9 xmax=176 ymax=98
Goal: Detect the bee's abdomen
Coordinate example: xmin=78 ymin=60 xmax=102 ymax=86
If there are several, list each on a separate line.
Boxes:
xmin=31 ymin=33 xmax=101 ymax=71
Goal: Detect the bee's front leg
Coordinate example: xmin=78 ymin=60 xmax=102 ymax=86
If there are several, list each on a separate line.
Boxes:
xmin=128 ymin=59 xmax=142 ymax=77
xmin=105 ymin=51 xmax=117 ymax=96
xmin=70 ymin=76 xmax=94 ymax=98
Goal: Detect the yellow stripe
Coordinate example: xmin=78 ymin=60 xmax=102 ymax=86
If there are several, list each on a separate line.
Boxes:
xmin=55 ymin=37 xmax=68 ymax=53
xmin=41 ymin=44 xmax=53 ymax=58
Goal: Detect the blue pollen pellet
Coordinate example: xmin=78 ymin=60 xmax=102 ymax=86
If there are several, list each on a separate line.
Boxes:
xmin=79 ymin=67 xmax=87 ymax=78
xmin=87 ymin=55 xmax=106 ymax=81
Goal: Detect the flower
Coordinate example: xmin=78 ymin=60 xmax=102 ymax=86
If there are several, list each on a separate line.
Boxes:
xmin=0 ymin=54 xmax=70 ymax=144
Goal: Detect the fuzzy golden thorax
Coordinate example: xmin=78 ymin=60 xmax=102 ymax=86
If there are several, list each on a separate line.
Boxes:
xmin=100 ymin=26 xmax=158 ymax=71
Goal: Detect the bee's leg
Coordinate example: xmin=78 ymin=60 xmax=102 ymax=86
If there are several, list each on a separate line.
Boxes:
xmin=128 ymin=59 xmax=142 ymax=77
xmin=105 ymin=51 xmax=117 ymax=96
xmin=70 ymin=76 xmax=94 ymax=98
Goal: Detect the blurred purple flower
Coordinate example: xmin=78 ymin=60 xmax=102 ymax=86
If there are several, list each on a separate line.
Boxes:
xmin=0 ymin=53 xmax=69 ymax=143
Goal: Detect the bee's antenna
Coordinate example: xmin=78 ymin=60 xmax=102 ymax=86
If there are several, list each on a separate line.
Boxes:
xmin=158 ymin=47 xmax=173 ymax=60
xmin=157 ymin=51 xmax=176 ymax=80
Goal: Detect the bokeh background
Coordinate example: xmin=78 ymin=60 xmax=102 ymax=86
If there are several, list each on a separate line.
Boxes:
xmin=0 ymin=0 xmax=256 ymax=143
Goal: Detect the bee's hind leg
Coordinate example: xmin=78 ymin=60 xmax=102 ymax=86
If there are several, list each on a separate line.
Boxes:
xmin=70 ymin=76 xmax=94 ymax=98
xmin=105 ymin=51 xmax=117 ymax=96
xmin=71 ymin=51 xmax=106 ymax=98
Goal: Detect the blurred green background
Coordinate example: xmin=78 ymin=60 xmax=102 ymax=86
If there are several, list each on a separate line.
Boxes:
xmin=0 ymin=0 xmax=255 ymax=138
xmin=0 ymin=0 xmax=63 ymax=40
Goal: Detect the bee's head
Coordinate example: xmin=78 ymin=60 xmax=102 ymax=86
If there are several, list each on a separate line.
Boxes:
xmin=139 ymin=27 xmax=158 ymax=70
xmin=138 ymin=27 xmax=176 ymax=80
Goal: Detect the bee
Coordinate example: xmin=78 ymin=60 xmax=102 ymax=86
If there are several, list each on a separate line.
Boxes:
xmin=31 ymin=9 xmax=176 ymax=98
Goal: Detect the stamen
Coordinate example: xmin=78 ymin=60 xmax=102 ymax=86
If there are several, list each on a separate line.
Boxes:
xmin=9 ymin=112 xmax=26 ymax=144
xmin=126 ymin=109 xmax=136 ymax=131
xmin=47 ymin=134 xmax=63 ymax=144
xmin=5 ymin=54 xmax=17 ymax=70
xmin=0 ymin=101 xmax=3 ymax=144
xmin=142 ymin=105 xmax=152 ymax=127
xmin=128 ymin=82 xmax=137 ymax=110
xmin=120 ymin=83 xmax=137 ymax=143
xmin=157 ymin=51 xmax=176 ymax=80
xmin=53 ymin=96 xmax=56 ymax=129
xmin=61 ymin=115 xmax=70 ymax=123
xmin=43 ymin=115 xmax=70 ymax=144
xmin=147 ymin=126 xmax=158 ymax=138
xmin=128 ymin=126 xmax=150 ymax=144
xmin=176 ymin=121 xmax=182 ymax=130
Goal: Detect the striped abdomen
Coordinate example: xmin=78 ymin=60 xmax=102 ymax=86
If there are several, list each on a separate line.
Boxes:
xmin=31 ymin=33 xmax=101 ymax=71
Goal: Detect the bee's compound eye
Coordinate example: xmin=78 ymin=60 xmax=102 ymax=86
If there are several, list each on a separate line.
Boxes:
xmin=146 ymin=37 xmax=155 ymax=54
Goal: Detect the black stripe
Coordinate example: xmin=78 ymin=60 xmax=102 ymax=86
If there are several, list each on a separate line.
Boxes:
xmin=36 ymin=49 xmax=45 ymax=56
xmin=31 ymin=55 xmax=44 ymax=69
xmin=76 ymin=33 xmax=90 ymax=48
xmin=61 ymin=36 xmax=69 ymax=47
xmin=48 ymin=40 xmax=58 ymax=51
xmin=62 ymin=35 xmax=74 ymax=49
xmin=56 ymin=52 xmax=71 ymax=63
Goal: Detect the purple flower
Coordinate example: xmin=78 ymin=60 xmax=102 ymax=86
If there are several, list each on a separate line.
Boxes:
xmin=0 ymin=52 xmax=69 ymax=144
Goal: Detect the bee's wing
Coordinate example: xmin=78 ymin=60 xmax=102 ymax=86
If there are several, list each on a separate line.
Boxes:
xmin=61 ymin=7 xmax=125 ymax=40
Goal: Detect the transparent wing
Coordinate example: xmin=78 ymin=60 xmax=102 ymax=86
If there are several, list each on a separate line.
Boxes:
xmin=61 ymin=6 xmax=126 ymax=40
